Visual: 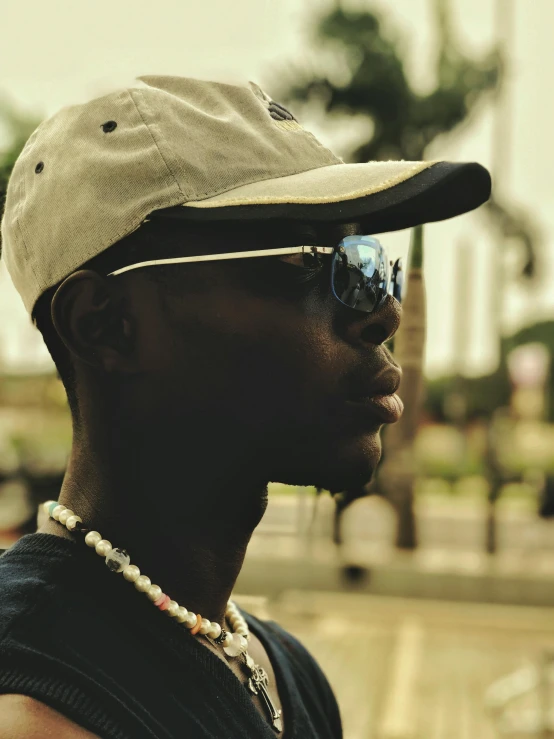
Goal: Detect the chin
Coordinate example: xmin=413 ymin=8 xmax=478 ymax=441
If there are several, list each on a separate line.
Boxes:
xmin=274 ymin=430 xmax=382 ymax=495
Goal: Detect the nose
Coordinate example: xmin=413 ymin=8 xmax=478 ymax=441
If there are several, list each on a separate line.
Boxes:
xmin=342 ymin=295 xmax=402 ymax=348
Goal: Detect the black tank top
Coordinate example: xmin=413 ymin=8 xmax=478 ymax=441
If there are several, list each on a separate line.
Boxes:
xmin=0 ymin=534 xmax=342 ymax=739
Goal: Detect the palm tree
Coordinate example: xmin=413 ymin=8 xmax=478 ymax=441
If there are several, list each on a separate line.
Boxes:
xmin=272 ymin=0 xmax=539 ymax=548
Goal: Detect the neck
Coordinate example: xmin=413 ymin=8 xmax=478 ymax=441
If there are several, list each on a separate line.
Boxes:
xmin=39 ymin=416 xmax=269 ymax=627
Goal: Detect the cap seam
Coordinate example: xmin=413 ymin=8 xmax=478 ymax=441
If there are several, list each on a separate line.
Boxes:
xmin=14 ymin=172 xmax=42 ymax=297
xmin=127 ymin=88 xmax=187 ymax=200
xmin=302 ymin=128 xmax=345 ymax=163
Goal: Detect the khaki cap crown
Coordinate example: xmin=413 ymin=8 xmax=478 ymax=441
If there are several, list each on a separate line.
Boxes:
xmin=0 ymin=75 xmax=341 ymax=313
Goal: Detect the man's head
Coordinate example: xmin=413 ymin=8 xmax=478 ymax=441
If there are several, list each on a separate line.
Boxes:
xmin=1 ymin=74 xmax=491 ymax=495
xmin=32 ymin=216 xmax=401 ymax=493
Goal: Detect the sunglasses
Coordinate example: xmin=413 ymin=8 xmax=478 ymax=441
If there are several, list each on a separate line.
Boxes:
xmin=108 ymin=234 xmax=403 ymax=315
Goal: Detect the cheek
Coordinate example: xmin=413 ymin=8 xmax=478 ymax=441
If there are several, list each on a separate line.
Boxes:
xmin=176 ymin=303 xmax=341 ymax=424
xmin=136 ymin=279 xmax=345 ymax=432
xmin=224 ymin=326 xmax=338 ymax=417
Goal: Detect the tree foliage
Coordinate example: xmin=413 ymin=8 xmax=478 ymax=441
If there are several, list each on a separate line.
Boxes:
xmin=427 ymin=320 xmax=554 ymax=422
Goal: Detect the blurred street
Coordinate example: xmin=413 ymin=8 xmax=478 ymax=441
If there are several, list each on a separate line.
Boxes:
xmin=255 ymin=491 xmax=554 ymax=552
xmin=236 ymin=492 xmax=554 ymax=609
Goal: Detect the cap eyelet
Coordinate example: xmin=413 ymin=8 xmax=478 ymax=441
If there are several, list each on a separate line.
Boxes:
xmin=35 ymin=162 xmax=44 ymax=174
xmin=101 ymin=120 xmax=117 ymax=133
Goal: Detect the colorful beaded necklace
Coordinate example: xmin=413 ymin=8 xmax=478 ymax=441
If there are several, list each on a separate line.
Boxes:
xmin=43 ymin=500 xmax=283 ymax=733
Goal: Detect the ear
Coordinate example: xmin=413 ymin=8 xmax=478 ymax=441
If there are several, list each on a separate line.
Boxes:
xmin=51 ymin=270 xmax=137 ymax=373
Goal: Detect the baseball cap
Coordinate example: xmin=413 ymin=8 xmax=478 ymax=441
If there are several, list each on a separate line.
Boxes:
xmin=0 ymin=74 xmax=491 ymax=314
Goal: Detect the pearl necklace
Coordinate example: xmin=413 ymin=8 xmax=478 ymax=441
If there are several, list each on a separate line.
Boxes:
xmin=43 ymin=500 xmax=283 ymax=733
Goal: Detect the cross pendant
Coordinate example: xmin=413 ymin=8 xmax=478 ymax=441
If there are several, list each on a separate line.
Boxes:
xmin=246 ymin=662 xmax=283 ymax=733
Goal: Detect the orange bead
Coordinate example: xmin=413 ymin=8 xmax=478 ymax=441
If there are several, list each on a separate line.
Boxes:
xmin=190 ymin=614 xmax=202 ymax=635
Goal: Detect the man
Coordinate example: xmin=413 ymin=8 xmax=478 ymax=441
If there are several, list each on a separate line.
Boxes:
xmin=0 ymin=75 xmax=491 ymax=738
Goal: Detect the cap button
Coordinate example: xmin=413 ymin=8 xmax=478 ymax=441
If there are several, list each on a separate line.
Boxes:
xmin=35 ymin=162 xmax=44 ymax=174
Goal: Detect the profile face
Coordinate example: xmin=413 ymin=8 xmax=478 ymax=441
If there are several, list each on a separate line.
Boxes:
xmin=124 ymin=220 xmax=403 ymax=495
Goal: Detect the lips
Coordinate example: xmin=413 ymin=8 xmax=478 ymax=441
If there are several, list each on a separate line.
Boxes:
xmin=347 ymin=393 xmax=404 ymax=423
xmin=345 ymin=365 xmax=404 ymax=424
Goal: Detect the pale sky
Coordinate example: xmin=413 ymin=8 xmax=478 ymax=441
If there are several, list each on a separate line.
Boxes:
xmin=0 ymin=0 xmax=552 ymax=378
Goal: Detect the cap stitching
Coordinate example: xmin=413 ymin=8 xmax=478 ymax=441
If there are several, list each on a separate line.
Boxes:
xmin=184 ymin=161 xmax=435 ymax=208
xmin=274 ymin=121 xmax=304 ymax=132
xmin=127 ymin=88 xmax=186 ymax=199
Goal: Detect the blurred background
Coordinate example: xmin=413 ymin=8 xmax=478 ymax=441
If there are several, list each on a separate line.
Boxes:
xmin=2 ymin=0 xmax=554 ymax=736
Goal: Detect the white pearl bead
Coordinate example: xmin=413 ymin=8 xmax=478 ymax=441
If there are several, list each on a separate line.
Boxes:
xmin=66 ymin=515 xmax=82 ymax=531
xmin=199 ymin=618 xmax=211 ymax=635
xmin=222 ymin=631 xmax=234 ymax=647
xmin=134 ymin=575 xmax=151 ymax=593
xmin=122 ymin=565 xmax=140 ymax=582
xmin=95 ymin=540 xmax=112 ymax=557
xmin=43 ymin=500 xmax=57 ymax=514
xmin=58 ymin=509 xmax=74 ymax=525
xmin=208 ymin=622 xmax=222 ymax=640
xmin=184 ymin=612 xmax=197 ymax=628
xmin=167 ymin=600 xmax=180 ymax=618
xmin=236 ymin=625 xmax=249 ymax=637
xmin=52 ymin=505 xmax=65 ymax=521
xmin=147 ymin=584 xmax=163 ymax=602
xmin=85 ymin=531 xmax=102 ymax=548
xmin=176 ymin=606 xmax=189 ymax=623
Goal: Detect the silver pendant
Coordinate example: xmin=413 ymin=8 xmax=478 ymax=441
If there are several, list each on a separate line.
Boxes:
xmin=245 ymin=659 xmax=283 ymax=733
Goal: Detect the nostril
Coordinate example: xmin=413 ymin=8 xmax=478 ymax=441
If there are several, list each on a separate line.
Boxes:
xmin=360 ymin=324 xmax=389 ymax=346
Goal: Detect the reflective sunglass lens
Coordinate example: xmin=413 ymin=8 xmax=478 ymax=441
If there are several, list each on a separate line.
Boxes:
xmin=332 ymin=238 xmax=389 ymax=313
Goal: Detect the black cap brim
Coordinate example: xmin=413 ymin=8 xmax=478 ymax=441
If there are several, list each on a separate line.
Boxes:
xmin=151 ymin=161 xmax=491 ymax=235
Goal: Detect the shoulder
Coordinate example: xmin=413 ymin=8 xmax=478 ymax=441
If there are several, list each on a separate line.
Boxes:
xmin=0 ymin=694 xmax=101 ymax=738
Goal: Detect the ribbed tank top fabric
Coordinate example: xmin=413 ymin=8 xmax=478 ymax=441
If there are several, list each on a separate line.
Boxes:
xmin=0 ymin=533 xmax=342 ymax=739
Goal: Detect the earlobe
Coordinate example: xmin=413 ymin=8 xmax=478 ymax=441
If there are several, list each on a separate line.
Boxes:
xmin=51 ymin=270 xmax=136 ymax=371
